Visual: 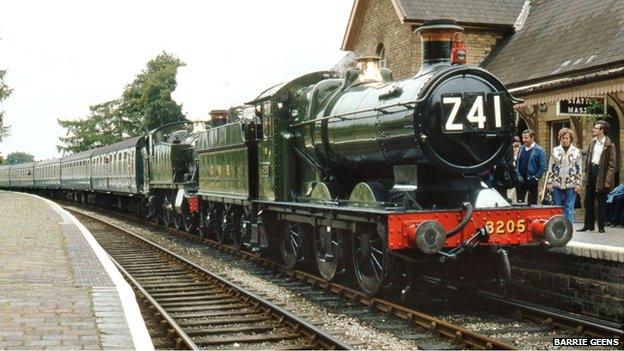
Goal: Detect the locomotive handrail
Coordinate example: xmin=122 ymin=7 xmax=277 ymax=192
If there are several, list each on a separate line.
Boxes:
xmin=289 ymin=99 xmax=423 ymax=128
xmin=290 ymin=65 xmax=519 ymax=129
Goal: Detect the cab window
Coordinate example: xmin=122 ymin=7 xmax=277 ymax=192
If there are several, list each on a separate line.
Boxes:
xmin=262 ymin=101 xmax=272 ymax=140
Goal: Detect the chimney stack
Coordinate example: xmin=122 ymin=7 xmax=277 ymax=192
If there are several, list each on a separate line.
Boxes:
xmin=209 ymin=109 xmax=229 ymax=127
xmin=414 ymin=19 xmax=465 ymax=75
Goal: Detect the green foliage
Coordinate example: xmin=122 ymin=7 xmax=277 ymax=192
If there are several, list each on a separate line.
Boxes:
xmin=582 ymin=97 xmax=609 ymax=124
xmin=0 ymin=154 xmax=4 ymax=165
xmin=5 ymin=151 xmax=34 ymax=165
xmin=120 ymin=52 xmax=187 ymax=134
xmin=57 ymin=52 xmax=187 ymax=154
xmin=0 ymin=69 xmax=13 ymax=142
xmin=58 ymin=100 xmax=125 ymax=154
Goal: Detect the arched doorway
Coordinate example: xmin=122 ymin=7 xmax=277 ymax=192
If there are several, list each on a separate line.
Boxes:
xmin=516 ymin=114 xmax=529 ymax=140
xmin=607 ymin=105 xmax=621 ymax=184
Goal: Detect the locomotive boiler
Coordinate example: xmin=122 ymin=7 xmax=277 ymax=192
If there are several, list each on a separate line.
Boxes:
xmin=290 ymin=20 xmax=517 ymax=210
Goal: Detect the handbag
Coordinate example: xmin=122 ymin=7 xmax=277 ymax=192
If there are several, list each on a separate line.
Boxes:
xmin=574 ymin=191 xmax=582 ymax=209
xmin=539 ymin=171 xmax=553 ymax=205
xmin=541 ymin=190 xmax=553 ymax=205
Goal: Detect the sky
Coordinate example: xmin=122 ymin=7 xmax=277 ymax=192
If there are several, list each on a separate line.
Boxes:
xmin=0 ymin=0 xmax=354 ymax=160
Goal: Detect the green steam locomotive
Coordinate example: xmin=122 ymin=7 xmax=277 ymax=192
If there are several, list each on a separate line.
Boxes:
xmin=0 ymin=20 xmax=572 ymax=296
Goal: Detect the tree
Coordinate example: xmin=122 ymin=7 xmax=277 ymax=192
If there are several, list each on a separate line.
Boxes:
xmin=57 ymin=99 xmax=125 ymax=154
xmin=0 ymin=69 xmax=13 ymax=142
xmin=57 ymin=52 xmax=187 ymax=153
xmin=119 ymin=52 xmax=187 ymax=135
xmin=5 ymin=151 xmax=34 ymax=165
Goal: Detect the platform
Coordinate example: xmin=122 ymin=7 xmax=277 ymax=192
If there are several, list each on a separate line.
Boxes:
xmin=0 ymin=191 xmax=153 ymax=350
xmin=547 ymin=223 xmax=624 ymax=262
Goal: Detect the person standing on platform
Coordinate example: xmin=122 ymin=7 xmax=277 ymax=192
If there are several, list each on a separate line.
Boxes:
xmin=515 ymin=129 xmax=547 ymax=205
xmin=579 ymin=120 xmax=616 ymax=233
xmin=512 ymin=141 xmax=521 ymax=167
xmin=546 ymin=128 xmax=583 ymax=224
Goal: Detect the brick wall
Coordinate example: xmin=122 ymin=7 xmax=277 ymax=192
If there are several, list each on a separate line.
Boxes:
xmin=506 ymin=249 xmax=624 ymax=323
xmin=350 ymin=0 xmax=506 ymax=80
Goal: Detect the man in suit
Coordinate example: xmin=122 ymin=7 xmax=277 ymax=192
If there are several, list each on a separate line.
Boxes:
xmin=579 ymin=120 xmax=616 ymax=233
xmin=515 ymin=129 xmax=547 ymax=205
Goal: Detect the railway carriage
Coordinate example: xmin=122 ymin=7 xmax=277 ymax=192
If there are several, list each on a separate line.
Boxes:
xmin=34 ymin=159 xmax=61 ymax=190
xmin=9 ymin=162 xmax=36 ymax=189
xmin=0 ymin=165 xmax=10 ymax=188
xmin=60 ymin=151 xmax=92 ymax=194
xmin=90 ymin=137 xmax=143 ymax=195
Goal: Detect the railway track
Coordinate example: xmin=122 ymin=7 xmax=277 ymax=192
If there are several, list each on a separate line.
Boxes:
xmin=65 ymin=205 xmax=516 ymax=349
xmin=65 ymin=204 xmax=623 ymax=349
xmin=68 ymin=209 xmax=351 ymax=350
xmin=474 ymin=290 xmax=623 ymax=340
xmin=156 ymin=219 xmax=623 ymax=344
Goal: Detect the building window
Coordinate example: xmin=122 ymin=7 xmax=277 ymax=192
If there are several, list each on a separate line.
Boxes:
xmin=376 ymin=43 xmax=386 ymax=68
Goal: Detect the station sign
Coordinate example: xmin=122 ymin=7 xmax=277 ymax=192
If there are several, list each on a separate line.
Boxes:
xmin=557 ymin=96 xmax=606 ymax=116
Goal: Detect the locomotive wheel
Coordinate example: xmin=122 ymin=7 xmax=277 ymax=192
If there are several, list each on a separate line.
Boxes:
xmin=162 ymin=196 xmax=173 ymax=228
xmin=239 ymin=208 xmax=252 ymax=249
xmin=209 ymin=206 xmax=224 ymax=242
xmin=182 ymin=212 xmax=195 ymax=233
xmin=281 ymin=221 xmax=310 ymax=269
xmin=199 ymin=203 xmax=213 ymax=238
xmin=314 ymin=226 xmax=345 ymax=281
xmin=216 ymin=206 xmax=228 ymax=244
xmin=172 ymin=211 xmax=182 ymax=230
xmin=352 ymin=226 xmax=387 ymax=295
xmin=228 ymin=208 xmax=244 ymax=249
xmin=181 ymin=201 xmax=197 ymax=233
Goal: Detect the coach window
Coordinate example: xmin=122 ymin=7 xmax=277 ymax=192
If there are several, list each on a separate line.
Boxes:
xmin=126 ymin=152 xmax=130 ymax=175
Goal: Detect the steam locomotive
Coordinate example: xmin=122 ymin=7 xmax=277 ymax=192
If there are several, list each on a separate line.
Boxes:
xmin=0 ymin=20 xmax=572 ymax=296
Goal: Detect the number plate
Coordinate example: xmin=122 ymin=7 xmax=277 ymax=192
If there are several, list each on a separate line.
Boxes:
xmin=441 ymin=93 xmax=504 ymax=133
xmin=485 ymin=219 xmax=526 ymax=235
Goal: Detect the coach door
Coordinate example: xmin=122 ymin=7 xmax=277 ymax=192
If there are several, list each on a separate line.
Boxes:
xmin=256 ymin=101 xmax=275 ymax=200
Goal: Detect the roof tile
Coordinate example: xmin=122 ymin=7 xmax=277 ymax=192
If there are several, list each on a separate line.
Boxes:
xmin=397 ymin=0 xmax=525 ymax=26
xmin=484 ymin=0 xmax=624 ymax=86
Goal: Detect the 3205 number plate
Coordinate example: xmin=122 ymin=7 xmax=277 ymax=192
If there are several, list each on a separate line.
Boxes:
xmin=485 ymin=219 xmax=526 ymax=235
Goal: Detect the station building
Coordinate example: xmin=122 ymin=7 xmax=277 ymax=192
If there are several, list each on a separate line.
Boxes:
xmin=342 ymin=0 xmax=624 ymax=182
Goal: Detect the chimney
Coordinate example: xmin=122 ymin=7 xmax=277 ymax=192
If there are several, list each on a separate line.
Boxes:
xmin=414 ymin=19 xmax=465 ymax=75
xmin=341 ymin=56 xmax=389 ymax=88
xmin=355 ymin=56 xmax=383 ymax=82
xmin=209 ymin=109 xmax=229 ymax=127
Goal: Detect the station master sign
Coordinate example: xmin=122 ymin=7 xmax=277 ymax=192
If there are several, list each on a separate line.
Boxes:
xmin=557 ymin=96 xmax=606 ymax=116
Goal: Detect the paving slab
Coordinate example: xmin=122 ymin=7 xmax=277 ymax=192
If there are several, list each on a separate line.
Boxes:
xmin=0 ymin=191 xmax=153 ymax=350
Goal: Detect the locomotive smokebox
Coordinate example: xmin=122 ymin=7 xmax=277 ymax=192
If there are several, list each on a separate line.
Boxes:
xmin=415 ymin=19 xmax=465 ymax=74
